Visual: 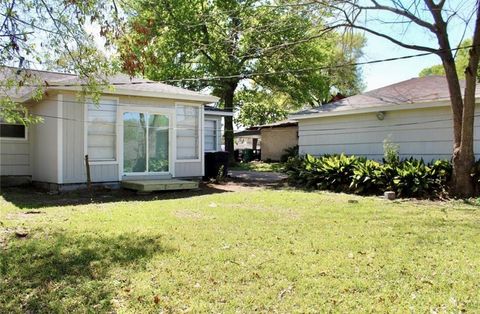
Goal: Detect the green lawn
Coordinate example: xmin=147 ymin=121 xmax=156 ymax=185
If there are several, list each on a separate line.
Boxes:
xmin=1 ymin=186 xmax=480 ymax=313
xmin=230 ymin=161 xmax=284 ymax=172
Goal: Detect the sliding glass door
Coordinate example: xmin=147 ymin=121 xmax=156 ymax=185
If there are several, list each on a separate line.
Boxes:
xmin=123 ymin=112 xmax=169 ymax=174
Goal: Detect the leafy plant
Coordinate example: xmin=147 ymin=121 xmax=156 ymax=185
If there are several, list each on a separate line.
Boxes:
xmin=280 ymin=145 xmax=299 ymax=163
xmin=285 ymin=153 xmax=453 ymax=198
xmin=383 ymin=137 xmax=400 ymax=165
xmin=350 ymin=160 xmax=386 ymax=195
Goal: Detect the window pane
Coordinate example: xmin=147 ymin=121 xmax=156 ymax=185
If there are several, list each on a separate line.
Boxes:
xmin=123 ymin=112 xmax=146 ymax=172
xmin=176 ymin=105 xmax=199 ymax=159
xmin=148 ymin=114 xmax=169 ymax=172
xmin=204 ymin=120 xmax=216 ymax=151
xmin=87 ymin=100 xmax=117 ymax=161
xmin=0 ymin=124 xmax=25 ymax=138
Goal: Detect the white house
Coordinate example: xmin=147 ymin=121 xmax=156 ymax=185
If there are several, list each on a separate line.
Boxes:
xmin=290 ymin=76 xmax=480 ymax=161
xmin=0 ymin=68 xmax=232 ymax=191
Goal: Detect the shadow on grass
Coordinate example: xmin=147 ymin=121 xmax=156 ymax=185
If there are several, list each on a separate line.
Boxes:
xmin=0 ymin=232 xmax=173 ymax=312
xmin=1 ymin=182 xmax=231 ymax=209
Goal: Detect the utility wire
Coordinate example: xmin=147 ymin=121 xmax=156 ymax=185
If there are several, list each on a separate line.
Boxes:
xmin=3 ymin=44 xmax=477 ymax=88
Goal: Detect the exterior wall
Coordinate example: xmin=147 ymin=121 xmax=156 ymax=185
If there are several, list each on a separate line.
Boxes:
xmin=63 ymin=93 xmax=86 ymax=183
xmin=2 ymin=91 xmax=207 ymax=186
xmin=0 ymin=102 xmax=31 ymax=176
xmin=204 ymin=114 xmax=222 ymax=151
xmin=30 ymin=94 xmax=60 ymax=183
xmin=260 ymin=126 xmax=298 ymax=161
xmin=59 ymin=92 xmax=205 ymax=183
xmin=174 ymin=161 xmax=203 ymax=177
xmin=297 ymin=104 xmax=480 ymax=161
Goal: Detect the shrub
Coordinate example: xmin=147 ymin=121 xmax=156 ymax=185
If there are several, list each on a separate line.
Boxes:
xmin=285 ymin=154 xmax=453 ymax=198
xmin=383 ymin=137 xmax=400 ymax=165
xmin=350 ymin=160 xmax=386 ymax=195
xmin=285 ymin=154 xmax=361 ymax=192
xmin=280 ymin=145 xmax=299 ymax=163
xmin=392 ymin=158 xmax=433 ymax=197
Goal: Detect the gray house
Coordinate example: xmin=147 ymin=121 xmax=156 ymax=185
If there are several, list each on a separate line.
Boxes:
xmin=290 ymin=76 xmax=480 ymax=161
xmin=0 ymin=68 xmax=232 ymax=191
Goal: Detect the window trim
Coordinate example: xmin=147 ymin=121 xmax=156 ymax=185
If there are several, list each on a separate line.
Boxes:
xmin=0 ymin=122 xmax=28 ymax=141
xmin=174 ymin=102 xmax=202 ymax=162
xmin=204 ymin=118 xmax=218 ymax=152
xmin=84 ymin=96 xmax=120 ymax=165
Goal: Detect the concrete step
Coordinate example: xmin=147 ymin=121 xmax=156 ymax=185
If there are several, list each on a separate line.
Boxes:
xmin=121 ymin=179 xmax=199 ymax=192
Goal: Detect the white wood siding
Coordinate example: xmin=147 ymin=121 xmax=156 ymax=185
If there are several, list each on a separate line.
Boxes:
xmin=298 ymin=105 xmax=480 ymax=161
xmin=59 ymin=92 xmax=204 ymax=182
xmin=91 ymin=164 xmax=119 ymax=182
xmin=174 ymin=161 xmax=203 ymax=177
xmin=63 ymin=94 xmax=87 ymax=183
xmin=0 ymin=140 xmax=30 ymax=176
xmin=0 ymin=102 xmax=32 ymax=176
xmin=31 ymin=95 xmax=59 ymax=183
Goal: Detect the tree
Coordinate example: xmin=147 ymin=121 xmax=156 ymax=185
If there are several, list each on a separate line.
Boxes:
xmin=325 ymin=0 xmax=480 ymax=197
xmin=235 ymin=89 xmax=289 ymax=127
xmin=0 ymin=0 xmax=118 ymax=124
xmin=419 ymin=39 xmax=480 ymax=80
xmin=116 ymin=0 xmax=364 ymax=160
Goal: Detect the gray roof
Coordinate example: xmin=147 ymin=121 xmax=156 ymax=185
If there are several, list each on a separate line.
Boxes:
xmin=291 ymin=76 xmax=478 ymax=117
xmin=255 ymin=120 xmax=297 ymax=129
xmin=1 ymin=67 xmax=219 ymax=103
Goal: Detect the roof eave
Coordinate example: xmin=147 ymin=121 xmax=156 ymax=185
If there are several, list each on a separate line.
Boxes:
xmin=204 ymin=110 xmax=234 ymax=117
xmin=48 ymin=86 xmax=219 ymax=104
xmin=289 ymin=98 xmax=476 ymax=120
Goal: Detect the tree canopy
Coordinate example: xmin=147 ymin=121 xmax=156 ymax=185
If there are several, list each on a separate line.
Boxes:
xmin=117 ymin=0 xmax=364 ymax=150
xmin=0 ymin=0 xmax=118 ymax=124
xmin=419 ymin=39 xmax=479 ymax=79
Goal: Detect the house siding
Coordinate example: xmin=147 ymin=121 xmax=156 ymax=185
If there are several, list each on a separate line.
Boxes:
xmin=0 ymin=102 xmax=33 ymax=177
xmin=59 ymin=92 xmax=205 ymax=183
xmin=0 ymin=140 xmax=30 ymax=176
xmin=174 ymin=161 xmax=203 ymax=177
xmin=298 ymin=104 xmax=480 ymax=161
xmin=62 ymin=94 xmax=87 ymax=183
xmin=31 ymin=95 xmax=60 ymax=183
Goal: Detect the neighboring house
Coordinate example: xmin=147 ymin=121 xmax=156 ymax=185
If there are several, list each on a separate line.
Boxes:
xmin=257 ymin=120 xmax=298 ymax=161
xmin=290 ymin=76 xmax=480 ymax=161
xmin=234 ymin=120 xmax=298 ymax=161
xmin=234 ymin=128 xmax=261 ymax=150
xmin=0 ymin=68 xmax=232 ymax=190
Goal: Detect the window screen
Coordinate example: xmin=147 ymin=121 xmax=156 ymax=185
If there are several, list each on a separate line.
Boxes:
xmin=176 ymin=105 xmax=199 ymax=160
xmin=204 ymin=119 xmax=217 ymax=152
xmin=87 ymin=99 xmax=117 ymax=161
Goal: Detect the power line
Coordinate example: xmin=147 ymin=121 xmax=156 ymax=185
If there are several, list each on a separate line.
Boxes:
xmin=6 ymin=98 xmax=478 ymax=135
xmin=3 ymin=44 xmax=476 ymax=88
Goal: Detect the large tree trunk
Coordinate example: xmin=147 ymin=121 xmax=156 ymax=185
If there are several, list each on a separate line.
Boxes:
xmin=428 ymin=0 xmax=480 ymax=197
xmin=223 ymin=82 xmax=238 ymax=163
xmin=454 ymin=15 xmax=480 ymax=197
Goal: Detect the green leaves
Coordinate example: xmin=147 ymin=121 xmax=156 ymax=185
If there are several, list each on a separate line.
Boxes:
xmin=235 ymin=89 xmax=288 ymax=127
xmin=117 ymin=0 xmax=365 ymax=105
xmin=285 ymin=154 xmax=453 ymax=198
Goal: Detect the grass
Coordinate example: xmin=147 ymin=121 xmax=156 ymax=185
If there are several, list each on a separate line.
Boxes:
xmin=230 ymin=161 xmax=284 ymax=172
xmin=1 ymin=186 xmax=480 ymax=312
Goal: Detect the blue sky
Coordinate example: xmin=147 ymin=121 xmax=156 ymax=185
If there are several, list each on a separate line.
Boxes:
xmin=359 ymin=1 xmax=476 ymax=91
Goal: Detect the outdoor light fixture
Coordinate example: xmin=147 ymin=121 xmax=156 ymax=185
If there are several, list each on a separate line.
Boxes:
xmin=376 ymin=111 xmax=385 ymax=120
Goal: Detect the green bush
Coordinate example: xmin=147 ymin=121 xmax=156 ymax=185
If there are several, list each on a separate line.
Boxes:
xmin=280 ymin=145 xmax=299 ymax=163
xmin=350 ymin=160 xmax=386 ymax=195
xmin=285 ymin=154 xmax=452 ymax=198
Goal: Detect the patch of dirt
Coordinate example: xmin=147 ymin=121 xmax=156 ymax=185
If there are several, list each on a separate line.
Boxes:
xmin=174 ymin=210 xmax=205 ymax=219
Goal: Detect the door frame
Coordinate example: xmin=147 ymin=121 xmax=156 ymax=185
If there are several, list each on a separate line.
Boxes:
xmin=118 ymin=106 xmax=175 ymax=180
